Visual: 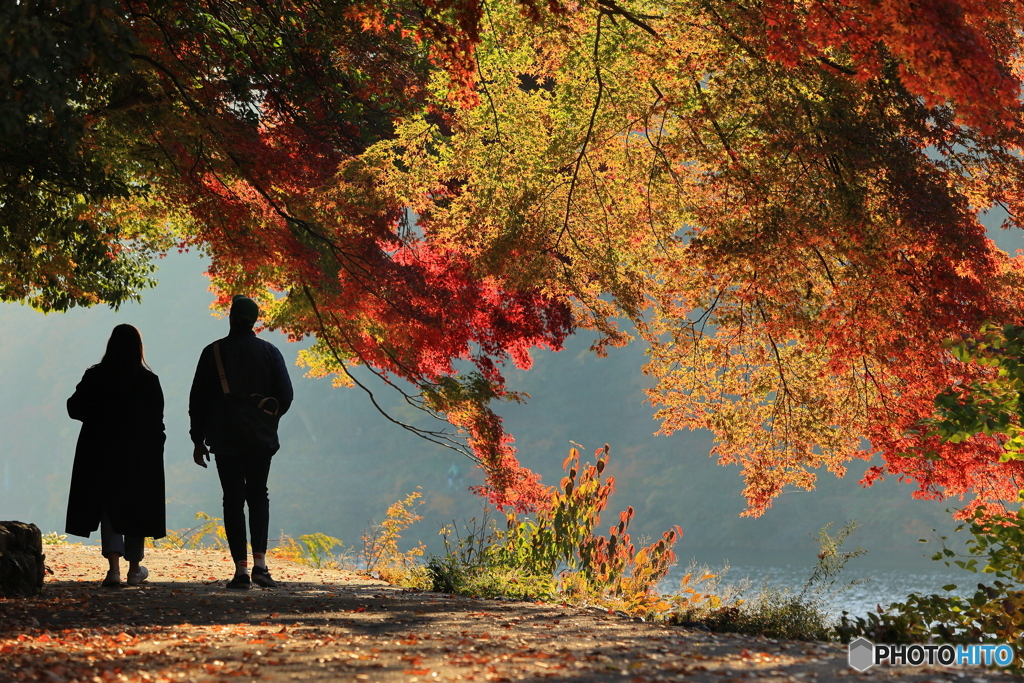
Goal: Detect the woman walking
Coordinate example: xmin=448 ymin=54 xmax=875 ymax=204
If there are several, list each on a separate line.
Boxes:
xmin=65 ymin=324 xmax=166 ymax=587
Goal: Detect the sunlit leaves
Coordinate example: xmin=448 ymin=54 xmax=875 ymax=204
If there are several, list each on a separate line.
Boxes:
xmin=370 ymin=0 xmax=1024 ymax=515
xmin=931 ymin=324 xmax=1024 ymax=462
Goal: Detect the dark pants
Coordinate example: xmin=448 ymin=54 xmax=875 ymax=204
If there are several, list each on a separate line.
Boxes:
xmin=215 ymin=450 xmax=273 ymax=563
xmin=100 ymin=511 xmax=145 ymax=562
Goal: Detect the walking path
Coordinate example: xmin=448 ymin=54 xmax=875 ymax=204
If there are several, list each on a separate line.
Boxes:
xmin=0 ymin=546 xmax=1011 ymax=682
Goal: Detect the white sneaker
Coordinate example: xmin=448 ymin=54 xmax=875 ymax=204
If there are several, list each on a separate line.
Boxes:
xmin=127 ymin=566 xmax=149 ymax=586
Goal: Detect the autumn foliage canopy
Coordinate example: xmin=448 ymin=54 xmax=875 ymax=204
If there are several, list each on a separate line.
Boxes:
xmin=3 ymin=0 xmax=1024 ymax=514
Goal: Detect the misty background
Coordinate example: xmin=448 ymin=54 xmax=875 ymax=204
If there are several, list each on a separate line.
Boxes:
xmin=3 ymin=220 xmax=1021 ymax=575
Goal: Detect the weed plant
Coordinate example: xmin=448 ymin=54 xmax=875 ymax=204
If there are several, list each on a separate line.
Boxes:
xmin=427 ymin=509 xmax=556 ymax=600
xmin=360 ymin=489 xmax=430 ymax=589
xmin=669 ymin=521 xmax=865 ymax=640
xmin=663 ymin=561 xmax=741 ymax=621
xmin=270 ymin=491 xmax=430 ymax=586
xmin=270 ymin=532 xmax=356 ymax=570
xmin=147 ymin=511 xmax=228 ymax=550
xmin=428 ymin=445 xmax=681 ymax=613
xmin=695 ymin=584 xmax=834 ymax=640
xmin=41 ymin=532 xmax=73 ymax=546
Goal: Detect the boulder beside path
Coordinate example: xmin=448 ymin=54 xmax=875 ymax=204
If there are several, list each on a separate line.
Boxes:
xmin=0 ymin=520 xmax=45 ymax=597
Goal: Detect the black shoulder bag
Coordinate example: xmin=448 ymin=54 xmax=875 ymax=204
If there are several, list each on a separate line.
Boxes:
xmin=214 ymin=342 xmax=281 ymax=454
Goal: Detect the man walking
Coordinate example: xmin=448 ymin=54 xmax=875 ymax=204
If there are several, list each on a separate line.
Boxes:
xmin=190 ymin=295 xmax=293 ymax=590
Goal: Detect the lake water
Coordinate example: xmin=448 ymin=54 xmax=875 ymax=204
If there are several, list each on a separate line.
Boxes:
xmin=661 ymin=564 xmax=979 ymax=619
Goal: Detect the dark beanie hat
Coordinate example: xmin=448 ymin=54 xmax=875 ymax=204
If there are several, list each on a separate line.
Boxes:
xmin=230 ymin=295 xmax=260 ymax=325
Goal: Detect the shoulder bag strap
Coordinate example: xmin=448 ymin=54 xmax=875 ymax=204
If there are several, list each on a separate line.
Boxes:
xmin=213 ymin=342 xmax=231 ymax=395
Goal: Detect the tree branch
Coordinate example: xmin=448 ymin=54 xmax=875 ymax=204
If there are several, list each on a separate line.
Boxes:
xmin=302 ymin=285 xmax=480 ymax=462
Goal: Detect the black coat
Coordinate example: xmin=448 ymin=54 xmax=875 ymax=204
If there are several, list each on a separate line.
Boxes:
xmin=65 ymin=365 xmax=166 ymax=539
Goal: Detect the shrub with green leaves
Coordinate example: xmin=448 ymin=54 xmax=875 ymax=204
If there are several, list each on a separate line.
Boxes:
xmin=837 ymin=507 xmax=1024 ymax=648
xmin=429 ymin=445 xmax=681 ymax=612
xmin=931 ymin=323 xmax=1024 ymax=455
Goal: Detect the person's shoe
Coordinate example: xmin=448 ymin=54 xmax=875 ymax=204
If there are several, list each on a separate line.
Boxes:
xmin=226 ymin=573 xmax=251 ymax=590
xmin=101 ymin=571 xmax=122 ymax=588
xmin=251 ymin=566 xmax=277 ymax=588
xmin=126 ymin=566 xmax=149 ymax=586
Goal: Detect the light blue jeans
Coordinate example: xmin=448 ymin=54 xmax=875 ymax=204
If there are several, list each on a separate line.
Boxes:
xmin=100 ymin=511 xmax=145 ymax=563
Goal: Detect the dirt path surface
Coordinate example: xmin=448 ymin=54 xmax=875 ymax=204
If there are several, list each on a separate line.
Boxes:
xmin=0 ymin=546 xmax=1012 ymax=682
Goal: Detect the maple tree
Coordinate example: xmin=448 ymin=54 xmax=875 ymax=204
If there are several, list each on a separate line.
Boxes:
xmin=373 ymin=0 xmax=1024 ymax=515
xmin=6 ymin=0 xmax=1024 ymax=513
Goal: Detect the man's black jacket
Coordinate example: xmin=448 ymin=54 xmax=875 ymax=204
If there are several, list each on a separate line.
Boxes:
xmin=189 ymin=328 xmax=294 ymax=455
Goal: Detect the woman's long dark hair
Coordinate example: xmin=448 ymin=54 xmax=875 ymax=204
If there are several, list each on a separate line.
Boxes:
xmin=99 ymin=324 xmax=150 ymax=376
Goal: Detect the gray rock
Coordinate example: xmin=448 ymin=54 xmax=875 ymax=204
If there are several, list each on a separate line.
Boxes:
xmin=0 ymin=521 xmax=45 ymax=597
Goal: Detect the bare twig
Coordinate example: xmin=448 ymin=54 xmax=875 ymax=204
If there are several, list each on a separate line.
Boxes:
xmin=302 ymin=285 xmax=480 ymax=462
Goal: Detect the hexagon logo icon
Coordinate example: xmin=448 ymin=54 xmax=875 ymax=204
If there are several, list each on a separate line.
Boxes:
xmin=848 ymin=637 xmax=875 ymax=672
